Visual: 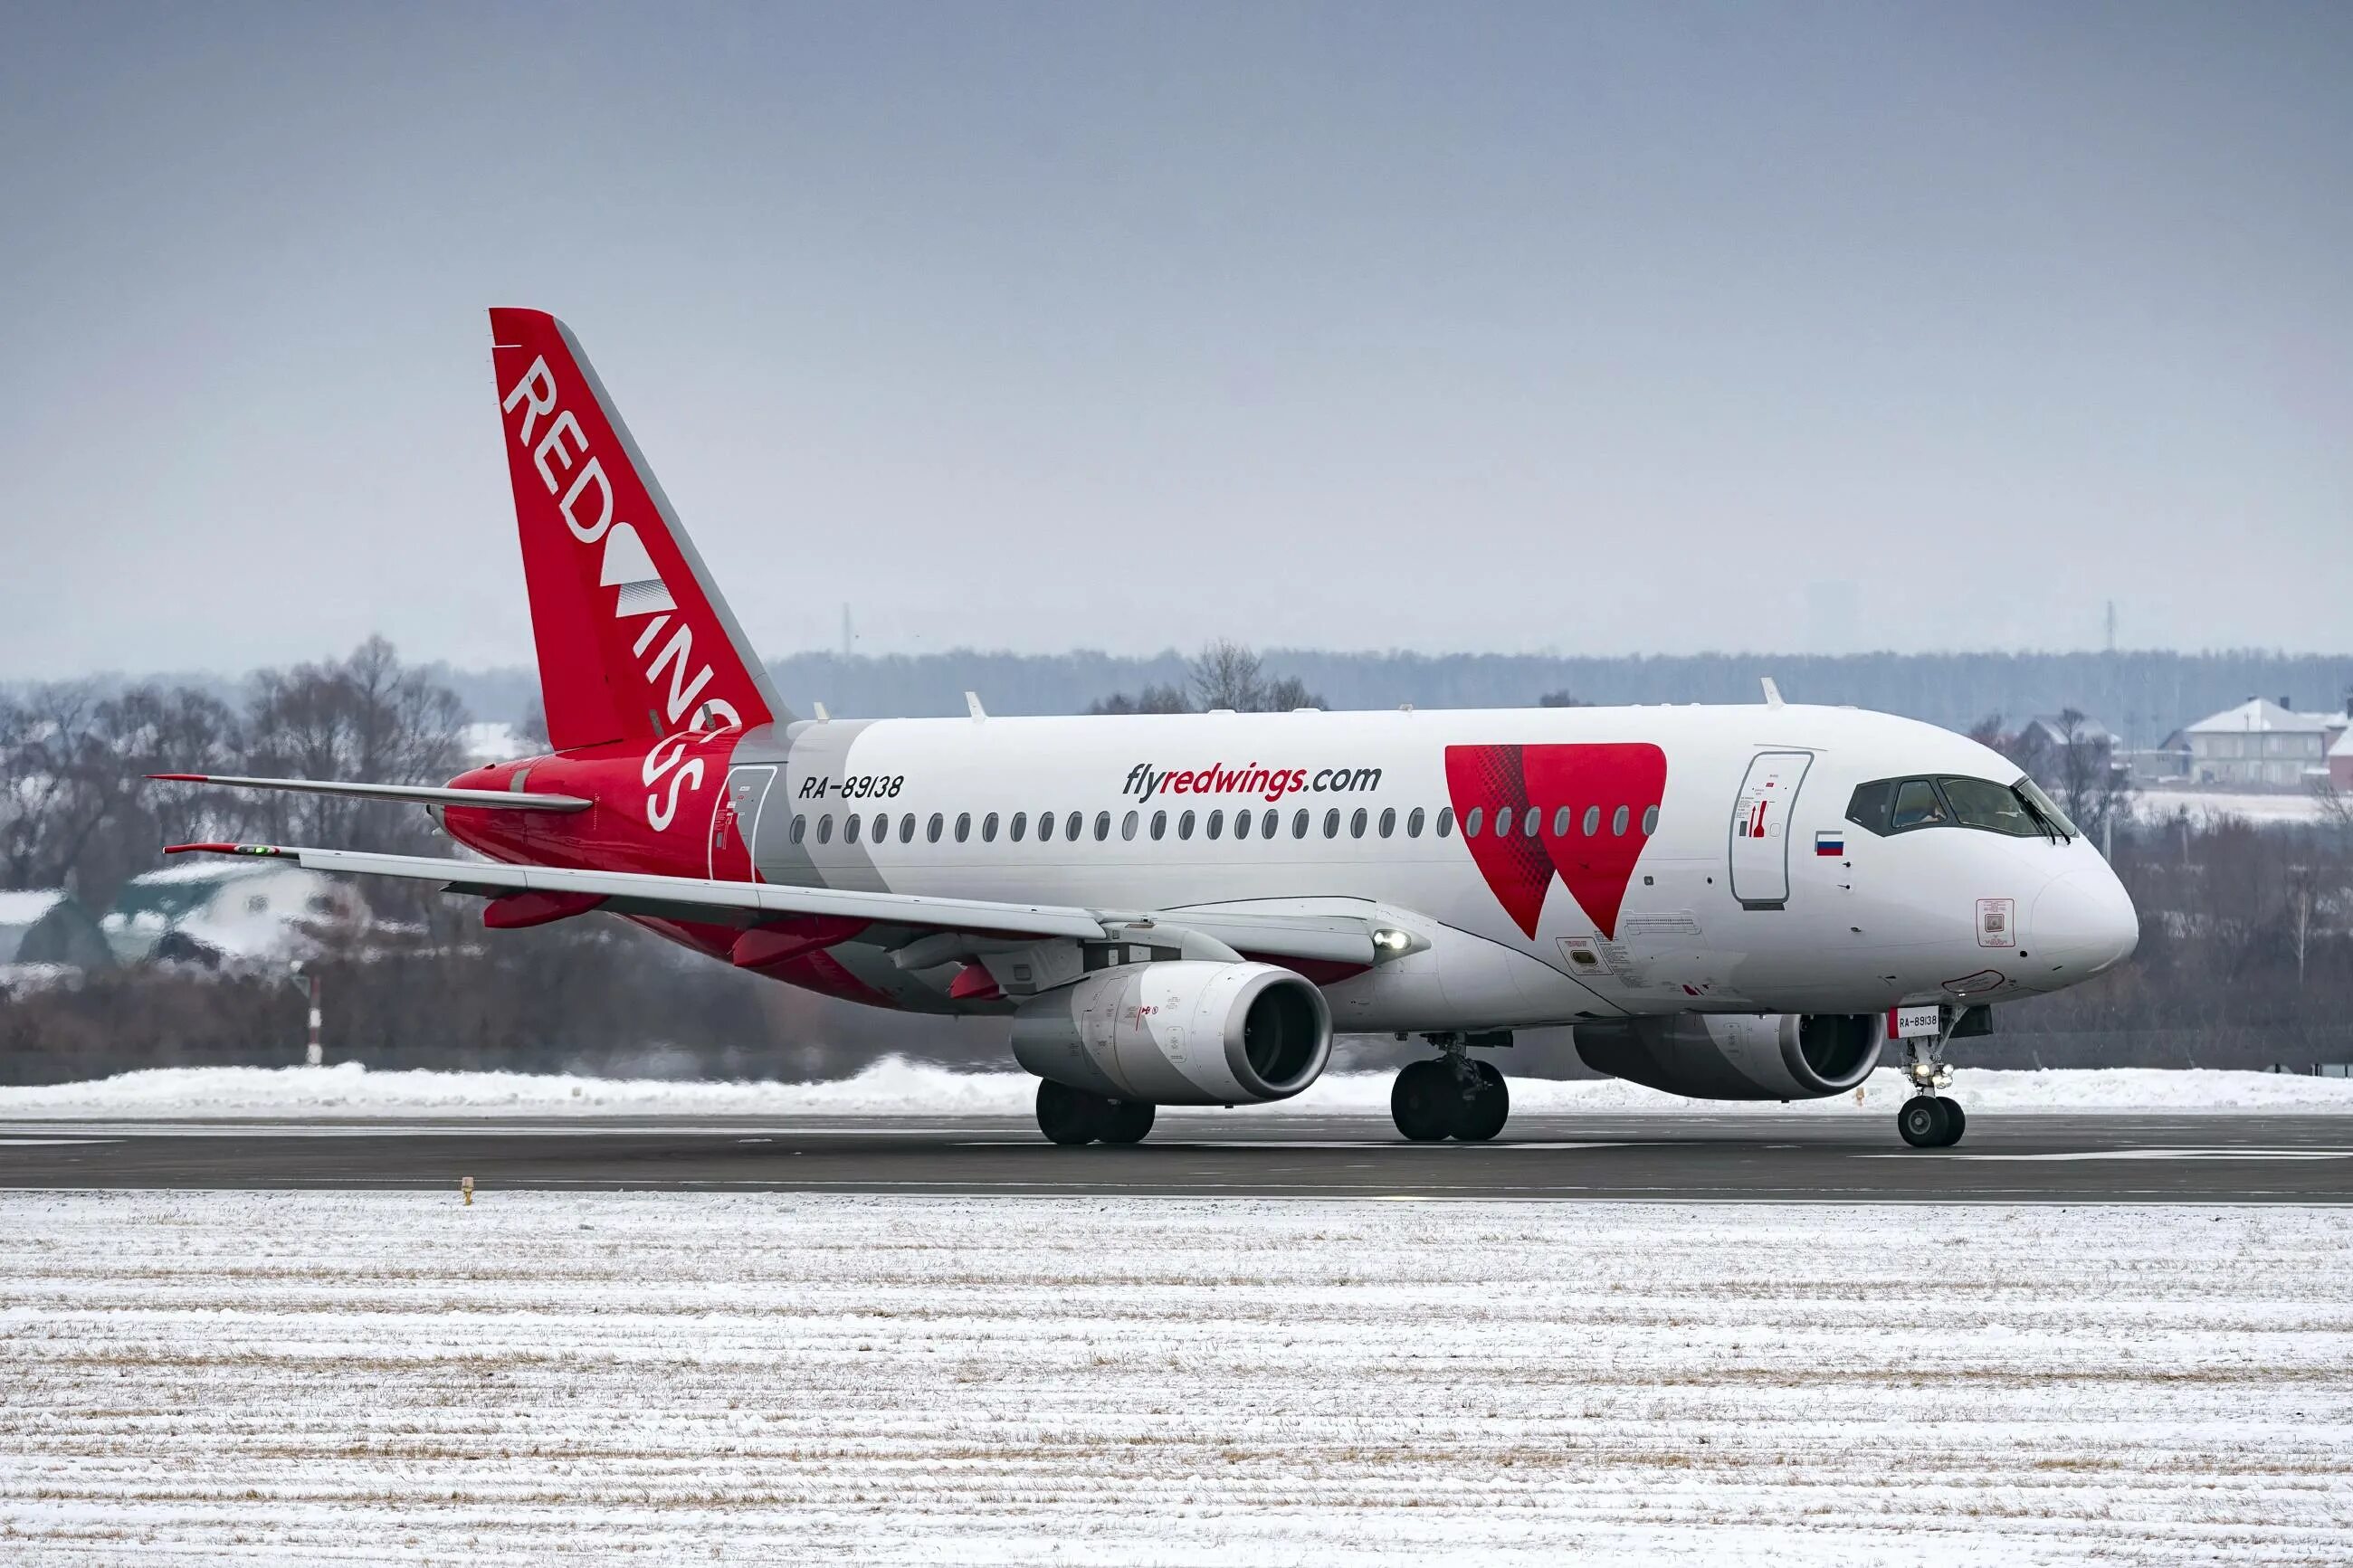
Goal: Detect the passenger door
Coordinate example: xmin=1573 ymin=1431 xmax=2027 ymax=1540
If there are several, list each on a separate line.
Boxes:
xmin=1729 ymin=751 xmax=1812 ymax=909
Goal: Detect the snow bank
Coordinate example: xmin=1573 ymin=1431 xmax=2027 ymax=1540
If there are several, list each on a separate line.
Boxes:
xmin=6 ymin=1056 xmax=2352 ymax=1118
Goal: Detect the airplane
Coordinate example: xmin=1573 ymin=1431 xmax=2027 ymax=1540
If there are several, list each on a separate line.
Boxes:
xmin=159 ymin=308 xmax=2139 ymax=1150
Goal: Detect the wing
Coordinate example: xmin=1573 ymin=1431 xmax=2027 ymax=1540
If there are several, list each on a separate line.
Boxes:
xmin=162 ymin=842 xmax=1381 ymax=967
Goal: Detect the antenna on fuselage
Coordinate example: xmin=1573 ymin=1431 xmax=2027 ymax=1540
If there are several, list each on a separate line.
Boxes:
xmin=1760 ymin=677 xmax=1785 ymax=708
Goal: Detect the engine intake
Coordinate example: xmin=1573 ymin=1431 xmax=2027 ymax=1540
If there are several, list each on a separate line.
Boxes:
xmin=1011 ymin=961 xmax=1333 ymax=1106
xmin=1572 ymin=1012 xmax=1884 ymax=1101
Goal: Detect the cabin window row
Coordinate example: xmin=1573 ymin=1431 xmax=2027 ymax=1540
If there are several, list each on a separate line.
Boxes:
xmin=783 ymin=800 xmax=1662 ymax=848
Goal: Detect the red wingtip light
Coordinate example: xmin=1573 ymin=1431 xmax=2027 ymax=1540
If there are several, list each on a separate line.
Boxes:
xmin=163 ymin=841 xmax=288 ymax=858
xmin=148 ymin=773 xmax=210 ymax=783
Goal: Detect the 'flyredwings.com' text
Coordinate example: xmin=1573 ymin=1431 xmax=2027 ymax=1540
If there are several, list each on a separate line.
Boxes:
xmin=1122 ymin=764 xmax=1384 ymax=804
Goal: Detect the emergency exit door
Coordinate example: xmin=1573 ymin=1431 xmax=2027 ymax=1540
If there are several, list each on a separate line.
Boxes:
xmin=1729 ymin=750 xmax=1811 ymax=909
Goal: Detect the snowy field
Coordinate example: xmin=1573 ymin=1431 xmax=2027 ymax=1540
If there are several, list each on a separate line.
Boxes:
xmin=2 ymin=1193 xmax=2348 ymax=1565
xmin=5 ymin=1058 xmax=2353 ymax=1119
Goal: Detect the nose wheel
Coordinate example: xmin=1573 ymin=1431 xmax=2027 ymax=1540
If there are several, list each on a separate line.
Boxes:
xmin=1391 ymin=1055 xmax=1509 ymax=1142
xmin=1898 ymin=1094 xmax=1966 ymax=1148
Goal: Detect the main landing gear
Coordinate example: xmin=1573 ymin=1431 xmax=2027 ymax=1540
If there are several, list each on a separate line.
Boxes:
xmin=1035 ymin=1079 xmax=1156 ymax=1146
xmin=1895 ymin=1026 xmax=1967 ymax=1148
xmin=1390 ymin=1040 xmax=1510 ymax=1143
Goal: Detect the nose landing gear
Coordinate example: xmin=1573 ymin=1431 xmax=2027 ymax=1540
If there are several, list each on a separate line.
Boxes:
xmin=1894 ymin=1025 xmax=1967 ymax=1147
xmin=1898 ymin=1094 xmax=1966 ymax=1147
xmin=1390 ymin=1038 xmax=1510 ymax=1142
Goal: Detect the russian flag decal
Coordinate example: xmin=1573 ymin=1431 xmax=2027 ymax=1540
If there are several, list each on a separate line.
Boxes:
xmin=1815 ymin=830 xmax=1844 ymax=857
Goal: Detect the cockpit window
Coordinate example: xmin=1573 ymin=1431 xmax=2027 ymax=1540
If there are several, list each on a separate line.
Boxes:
xmin=1891 ymin=779 xmax=1948 ymax=830
xmin=1940 ymin=776 xmax=2039 ymax=836
xmin=1847 ymin=773 xmax=2075 ymax=841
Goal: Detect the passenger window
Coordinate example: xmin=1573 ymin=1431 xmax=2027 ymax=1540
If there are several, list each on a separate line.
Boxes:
xmin=1009 ymin=812 xmax=1027 ymax=842
xmin=1292 ymin=809 xmax=1310 ymax=839
xmin=982 ymin=812 xmax=999 ymax=842
xmin=1464 ymin=806 xmax=1483 ymax=837
xmin=817 ymin=813 xmax=834 ymax=844
xmin=1437 ymin=807 xmax=1454 ymax=838
xmin=902 ymin=813 xmax=918 ymax=843
xmin=1641 ymin=804 xmax=1659 ymax=835
xmin=1178 ymin=811 xmax=1196 ymax=841
xmin=1121 ymin=811 xmax=1138 ymax=841
xmin=955 ymin=812 xmax=971 ymax=843
xmin=790 ymin=814 xmax=807 ymax=845
xmin=1493 ymin=809 xmax=1510 ymax=839
xmin=1379 ymin=807 xmax=1396 ymax=838
xmin=1581 ymin=805 xmax=1600 ymax=837
xmin=1891 ymin=779 xmax=1949 ymax=831
xmin=1611 ymin=805 xmax=1628 ymax=836
xmin=1406 ymin=807 xmax=1424 ymax=838
xmin=1234 ymin=809 xmax=1253 ymax=840
xmin=1261 ymin=808 xmax=1278 ymax=839
xmin=1206 ymin=810 xmax=1224 ymax=841
xmin=1350 ymin=807 xmax=1367 ymax=839
xmin=1523 ymin=806 xmax=1541 ymax=838
xmin=1322 ymin=808 xmax=1340 ymax=838
xmin=845 ymin=813 xmax=862 ymax=845
xmin=1151 ymin=810 xmax=1167 ymax=841
xmin=1553 ymin=805 xmax=1571 ymax=837
xmin=1038 ymin=811 xmax=1056 ymax=842
xmin=926 ymin=813 xmax=943 ymax=843
xmin=1093 ymin=811 xmax=1111 ymax=841
xmin=1065 ymin=811 xmax=1082 ymax=841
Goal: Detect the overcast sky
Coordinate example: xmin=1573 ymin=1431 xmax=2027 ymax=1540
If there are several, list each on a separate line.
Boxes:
xmin=3 ymin=3 xmax=2347 ymax=678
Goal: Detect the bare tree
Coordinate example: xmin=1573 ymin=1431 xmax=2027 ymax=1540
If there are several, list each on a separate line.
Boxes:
xmin=1538 ymin=691 xmax=1591 ymax=708
xmin=1190 ymin=640 xmax=1265 ymax=711
xmin=1085 ymin=684 xmax=1191 ymax=716
xmin=237 ymin=637 xmax=467 ymax=852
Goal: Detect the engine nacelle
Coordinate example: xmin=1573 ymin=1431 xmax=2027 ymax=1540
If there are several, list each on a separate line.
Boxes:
xmin=1011 ymin=961 xmax=1333 ymax=1106
xmin=1572 ymin=1012 xmax=1883 ymax=1101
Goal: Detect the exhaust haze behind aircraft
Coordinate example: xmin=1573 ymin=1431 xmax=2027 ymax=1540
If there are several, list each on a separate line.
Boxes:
xmin=165 ymin=309 xmax=2139 ymax=1151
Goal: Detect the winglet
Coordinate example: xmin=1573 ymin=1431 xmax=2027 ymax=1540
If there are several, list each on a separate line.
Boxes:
xmin=966 ymin=690 xmax=987 ymax=720
xmin=1760 ymin=677 xmax=1785 ymax=708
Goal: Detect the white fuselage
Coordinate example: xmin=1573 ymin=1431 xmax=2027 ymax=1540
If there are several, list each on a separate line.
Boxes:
xmin=705 ymin=700 xmax=2139 ymax=1031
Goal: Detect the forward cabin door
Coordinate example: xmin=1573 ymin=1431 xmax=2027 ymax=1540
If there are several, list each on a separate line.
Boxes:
xmin=709 ymin=765 xmax=776 ymax=881
xmin=1729 ymin=751 xmax=1812 ymax=909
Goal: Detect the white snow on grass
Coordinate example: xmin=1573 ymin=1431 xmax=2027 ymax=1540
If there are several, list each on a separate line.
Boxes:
xmin=5 ymin=1057 xmax=2353 ymax=1119
xmin=1 ymin=1192 xmax=2348 ymax=1564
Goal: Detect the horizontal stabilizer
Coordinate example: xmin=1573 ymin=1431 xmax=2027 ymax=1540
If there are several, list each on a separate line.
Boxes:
xmin=149 ymin=773 xmax=591 ymax=813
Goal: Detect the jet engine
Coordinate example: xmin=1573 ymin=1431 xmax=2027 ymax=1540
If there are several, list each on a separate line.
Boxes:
xmin=1011 ymin=961 xmax=1332 ymax=1107
xmin=1571 ymin=1012 xmax=1883 ymax=1101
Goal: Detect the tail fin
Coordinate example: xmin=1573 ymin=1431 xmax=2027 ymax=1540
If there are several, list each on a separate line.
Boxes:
xmin=489 ymin=308 xmax=786 ymax=751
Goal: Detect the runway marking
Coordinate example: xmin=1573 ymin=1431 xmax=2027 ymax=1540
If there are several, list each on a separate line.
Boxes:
xmin=1863 ymin=1148 xmax=2353 ymax=1162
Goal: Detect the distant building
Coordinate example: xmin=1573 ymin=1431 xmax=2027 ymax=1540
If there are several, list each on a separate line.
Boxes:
xmin=101 ymin=860 xmax=369 ymax=966
xmin=0 ymin=890 xmax=115 ymax=989
xmin=2331 ymin=727 xmax=2353 ymax=792
xmin=2182 ymin=698 xmax=2351 ymax=789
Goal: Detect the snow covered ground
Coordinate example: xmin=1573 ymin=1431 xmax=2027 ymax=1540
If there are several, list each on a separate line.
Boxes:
xmin=5 ymin=1057 xmax=2352 ymax=1119
xmin=1 ymin=1193 xmax=2347 ymax=1564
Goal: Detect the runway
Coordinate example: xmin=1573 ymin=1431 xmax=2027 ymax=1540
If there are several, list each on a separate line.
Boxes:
xmin=5 ymin=1111 xmax=2350 ymax=1201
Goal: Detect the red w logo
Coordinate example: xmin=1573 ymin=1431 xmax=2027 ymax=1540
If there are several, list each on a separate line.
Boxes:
xmin=1443 ymin=743 xmax=1669 ymax=940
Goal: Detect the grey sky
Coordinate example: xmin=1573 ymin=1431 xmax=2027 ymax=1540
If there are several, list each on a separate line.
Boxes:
xmin=3 ymin=3 xmax=2347 ymax=678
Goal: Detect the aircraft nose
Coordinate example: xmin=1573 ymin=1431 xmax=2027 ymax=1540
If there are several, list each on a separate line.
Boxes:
xmin=2030 ymin=866 xmax=2139 ymax=977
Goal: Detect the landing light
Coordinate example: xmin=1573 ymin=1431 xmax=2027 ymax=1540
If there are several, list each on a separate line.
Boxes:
xmin=1373 ymin=927 xmax=1413 ymax=955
